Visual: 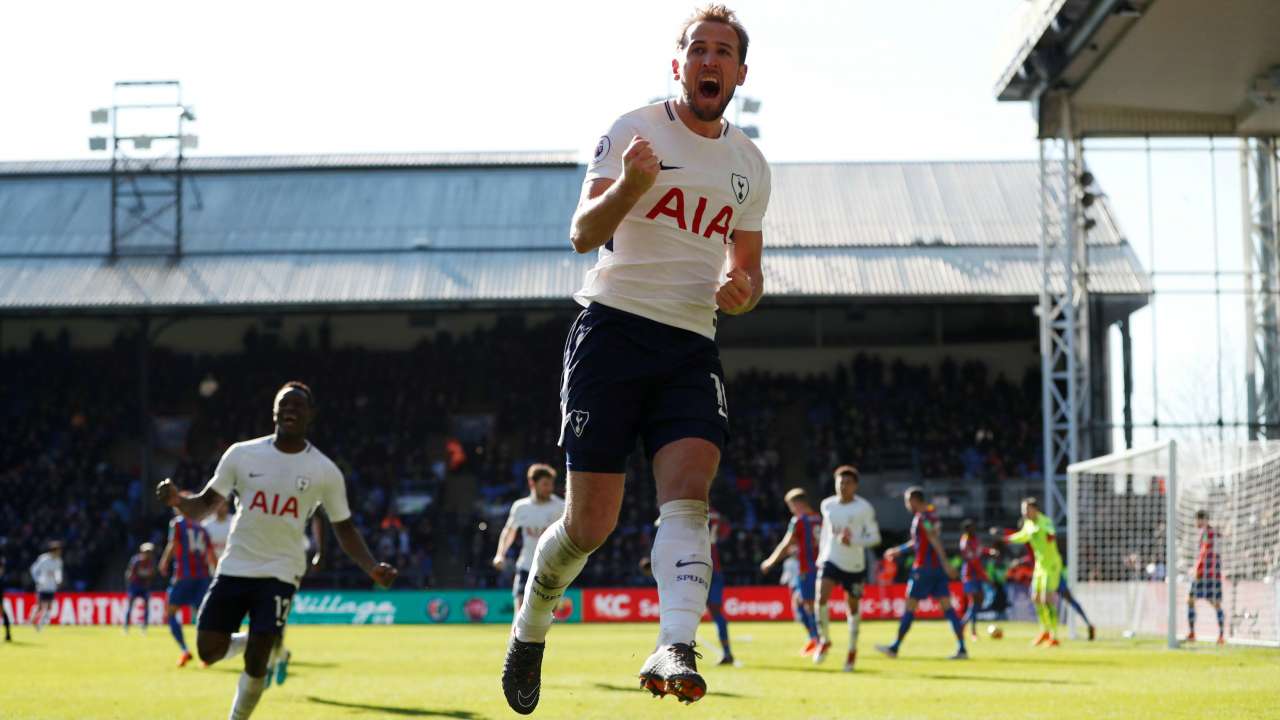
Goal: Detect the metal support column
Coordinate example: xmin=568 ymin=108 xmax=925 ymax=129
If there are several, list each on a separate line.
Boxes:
xmin=1243 ymin=138 xmax=1280 ymax=440
xmin=1038 ymin=95 xmax=1091 ymax=525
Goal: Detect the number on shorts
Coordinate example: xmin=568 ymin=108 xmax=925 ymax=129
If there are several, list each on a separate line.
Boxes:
xmin=710 ymin=373 xmax=728 ymax=420
xmin=274 ymin=596 xmax=292 ymax=628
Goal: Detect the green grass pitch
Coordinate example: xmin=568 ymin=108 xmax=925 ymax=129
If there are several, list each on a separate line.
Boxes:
xmin=2 ymin=621 xmax=1278 ymax=719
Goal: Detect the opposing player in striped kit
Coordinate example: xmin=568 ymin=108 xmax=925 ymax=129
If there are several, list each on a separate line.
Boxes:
xmin=159 ymin=508 xmax=217 ymax=666
xmin=814 ymin=465 xmax=880 ymax=671
xmin=761 ymin=489 xmax=824 ymax=655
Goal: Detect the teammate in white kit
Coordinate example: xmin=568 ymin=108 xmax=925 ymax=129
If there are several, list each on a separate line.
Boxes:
xmin=502 ymin=5 xmax=770 ymax=713
xmin=28 ymin=541 xmax=63 ymax=631
xmin=155 ymin=382 xmax=396 ymax=720
xmin=814 ymin=465 xmax=880 ymax=671
xmin=493 ymin=464 xmax=566 ymax=614
xmin=202 ymin=497 xmax=233 ymax=560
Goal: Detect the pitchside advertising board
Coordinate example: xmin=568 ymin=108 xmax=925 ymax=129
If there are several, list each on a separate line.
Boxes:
xmin=582 ymin=583 xmax=965 ymax=622
xmin=2 ymin=584 xmax=958 ymax=625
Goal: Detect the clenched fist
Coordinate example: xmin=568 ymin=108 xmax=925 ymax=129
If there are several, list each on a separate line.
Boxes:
xmin=716 ymin=267 xmax=753 ymax=315
xmin=619 ymin=135 xmax=660 ymax=197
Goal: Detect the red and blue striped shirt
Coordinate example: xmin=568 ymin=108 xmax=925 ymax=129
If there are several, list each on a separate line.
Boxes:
xmin=709 ymin=509 xmax=730 ymax=573
xmin=169 ymin=517 xmax=213 ymax=581
xmin=789 ymin=512 xmax=822 ymax=573
xmin=959 ymin=533 xmax=989 ymax=582
xmin=911 ymin=510 xmax=943 ymax=570
xmin=1194 ymin=525 xmax=1221 ymax=581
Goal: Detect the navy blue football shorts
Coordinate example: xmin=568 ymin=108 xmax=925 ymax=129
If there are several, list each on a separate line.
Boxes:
xmin=558 ymin=302 xmax=729 ymax=473
xmin=196 ymin=575 xmax=296 ymax=636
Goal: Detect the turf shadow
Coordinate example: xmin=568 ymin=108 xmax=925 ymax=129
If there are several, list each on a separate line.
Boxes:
xmin=748 ymin=664 xmax=882 ymax=676
xmin=589 ymin=682 xmax=748 ymax=698
xmin=307 ymin=696 xmax=484 ymax=718
xmin=918 ymin=674 xmax=1089 ymax=686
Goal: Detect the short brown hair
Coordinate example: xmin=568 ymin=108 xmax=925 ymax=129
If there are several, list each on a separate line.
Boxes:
xmin=677 ymin=4 xmax=750 ymax=63
xmin=905 ymin=486 xmax=925 ymax=503
xmin=527 ymin=463 xmax=557 ymax=483
xmin=784 ymin=488 xmax=809 ymax=506
xmin=833 ymin=465 xmax=859 ymax=481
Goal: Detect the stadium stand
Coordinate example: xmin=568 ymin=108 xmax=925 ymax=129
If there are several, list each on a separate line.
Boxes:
xmin=0 ymin=152 xmax=1147 ymax=592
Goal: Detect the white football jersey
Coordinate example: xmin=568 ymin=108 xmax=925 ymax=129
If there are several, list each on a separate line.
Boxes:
xmin=578 ymin=100 xmax=771 ymax=340
xmin=204 ymin=436 xmax=351 ymax=586
xmin=504 ymin=495 xmax=566 ymax=571
xmin=817 ymin=495 xmax=881 ymax=573
xmin=30 ymin=552 xmax=63 ymax=593
xmin=202 ymin=514 xmax=232 ymax=560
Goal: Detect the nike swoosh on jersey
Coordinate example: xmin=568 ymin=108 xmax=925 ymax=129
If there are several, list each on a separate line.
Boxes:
xmin=675 ymin=559 xmax=711 ymax=568
xmin=659 ymin=161 xmax=683 ymax=171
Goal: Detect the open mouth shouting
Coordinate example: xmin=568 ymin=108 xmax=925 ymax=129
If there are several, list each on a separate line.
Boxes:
xmin=697 ymin=74 xmax=721 ymax=101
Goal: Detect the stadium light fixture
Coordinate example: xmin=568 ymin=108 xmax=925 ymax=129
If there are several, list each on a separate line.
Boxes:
xmin=90 ymin=108 xmax=110 ymax=124
xmin=89 ymin=137 xmax=108 ymax=151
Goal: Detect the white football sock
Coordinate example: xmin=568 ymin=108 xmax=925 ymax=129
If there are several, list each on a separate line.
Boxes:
xmin=816 ymin=601 xmax=831 ymax=643
xmin=652 ymin=499 xmax=711 ymax=647
xmin=847 ymin=610 xmax=862 ymax=653
xmin=222 ymin=632 xmax=249 ymax=662
xmin=513 ymin=519 xmax=588 ymax=644
xmin=229 ymin=671 xmax=265 ymax=720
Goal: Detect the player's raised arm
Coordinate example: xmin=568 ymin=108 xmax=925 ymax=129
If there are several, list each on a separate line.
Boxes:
xmin=569 ymin=135 xmax=660 ymax=253
xmin=156 ymin=478 xmax=224 ymax=521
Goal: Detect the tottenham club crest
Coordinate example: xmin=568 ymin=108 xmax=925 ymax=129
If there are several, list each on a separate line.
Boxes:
xmin=731 ymin=173 xmax=750 ymax=204
xmin=568 ymin=410 xmax=590 ymax=438
xmin=296 ymin=475 xmax=311 ymax=492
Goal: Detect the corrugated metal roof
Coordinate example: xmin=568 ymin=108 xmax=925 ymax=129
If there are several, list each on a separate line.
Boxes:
xmin=764 ymin=161 xmax=1121 ymax=247
xmin=0 ymin=167 xmax=582 ymax=255
xmin=0 ymin=159 xmax=1122 ymax=256
xmin=0 ymin=245 xmax=1148 ymax=312
xmin=0 ymin=157 xmax=1149 ymax=310
xmin=0 ymin=151 xmax=580 ymax=176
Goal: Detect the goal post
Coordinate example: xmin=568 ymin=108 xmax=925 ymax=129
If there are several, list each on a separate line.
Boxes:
xmin=1067 ymin=440 xmax=1280 ymax=649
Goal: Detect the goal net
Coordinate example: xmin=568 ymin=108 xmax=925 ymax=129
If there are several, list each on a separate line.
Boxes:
xmin=1067 ymin=440 xmax=1280 ymax=648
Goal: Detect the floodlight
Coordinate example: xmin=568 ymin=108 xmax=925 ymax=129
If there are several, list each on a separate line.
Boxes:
xmin=90 ymin=108 xmax=109 ymax=124
xmin=89 ymin=137 xmax=108 ymax=151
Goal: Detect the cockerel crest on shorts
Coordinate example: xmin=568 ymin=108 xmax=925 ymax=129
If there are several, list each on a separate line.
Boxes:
xmin=568 ymin=410 xmax=590 ymax=438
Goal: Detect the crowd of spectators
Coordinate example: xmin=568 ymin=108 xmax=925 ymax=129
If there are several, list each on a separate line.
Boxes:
xmin=1 ymin=317 xmax=1042 ymax=593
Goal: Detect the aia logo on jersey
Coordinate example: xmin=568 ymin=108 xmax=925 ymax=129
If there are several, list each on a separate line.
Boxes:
xmin=645 ymin=188 xmax=733 ymax=243
xmin=731 ymin=173 xmax=749 ymax=204
xmin=247 ymin=491 xmax=300 ymax=518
